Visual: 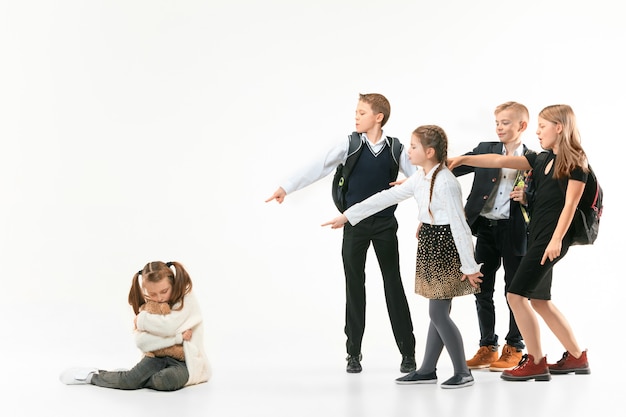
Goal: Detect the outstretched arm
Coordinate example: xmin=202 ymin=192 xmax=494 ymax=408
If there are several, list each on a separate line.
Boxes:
xmin=448 ymin=154 xmax=531 ymax=171
xmin=265 ymin=139 xmax=348 ymax=204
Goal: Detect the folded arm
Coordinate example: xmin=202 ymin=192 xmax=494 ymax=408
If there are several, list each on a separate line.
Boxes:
xmin=135 ymin=292 xmax=203 ymax=337
xmin=135 ymin=330 xmax=184 ymax=352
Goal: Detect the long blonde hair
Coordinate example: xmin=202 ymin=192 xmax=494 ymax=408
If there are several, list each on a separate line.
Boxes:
xmin=539 ymin=104 xmax=588 ymax=178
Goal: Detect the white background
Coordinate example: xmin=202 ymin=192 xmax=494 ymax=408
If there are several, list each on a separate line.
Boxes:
xmin=1 ymin=1 xmax=622 ymax=415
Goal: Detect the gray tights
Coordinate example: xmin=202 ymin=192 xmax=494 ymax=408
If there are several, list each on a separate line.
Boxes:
xmin=416 ymin=299 xmax=470 ymax=376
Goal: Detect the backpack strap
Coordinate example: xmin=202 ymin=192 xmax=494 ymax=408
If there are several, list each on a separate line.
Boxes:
xmin=387 ymin=136 xmax=403 ymax=179
xmin=387 ymin=136 xmax=403 ymax=165
xmin=587 ymin=164 xmax=601 ymax=211
xmin=347 ymin=131 xmax=362 ymax=157
xmin=340 ymin=132 xmax=364 ymax=181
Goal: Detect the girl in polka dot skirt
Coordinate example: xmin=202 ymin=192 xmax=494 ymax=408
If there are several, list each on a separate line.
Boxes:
xmin=323 ymin=125 xmax=483 ymax=389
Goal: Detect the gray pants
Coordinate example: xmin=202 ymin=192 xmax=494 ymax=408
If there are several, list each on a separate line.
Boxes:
xmin=91 ymin=356 xmax=189 ymax=391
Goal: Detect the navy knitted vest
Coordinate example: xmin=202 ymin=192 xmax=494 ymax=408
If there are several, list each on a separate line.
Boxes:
xmin=345 ymin=142 xmax=397 ymax=217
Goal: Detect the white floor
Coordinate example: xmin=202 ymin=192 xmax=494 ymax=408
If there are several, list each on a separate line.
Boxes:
xmin=2 ymin=2 xmax=623 ymax=416
xmin=5 ymin=231 xmax=621 ymax=417
xmin=5 ymin=202 xmax=619 ymax=417
xmin=10 ymin=349 xmax=612 ymax=417
xmin=6 ymin=294 xmax=618 ymax=417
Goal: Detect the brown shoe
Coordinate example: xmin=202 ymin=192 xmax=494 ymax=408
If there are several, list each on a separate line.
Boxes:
xmin=501 ymin=354 xmax=551 ymax=381
xmin=489 ymin=344 xmax=523 ymax=372
xmin=548 ymin=350 xmax=590 ymax=375
xmin=466 ymin=345 xmax=498 ymax=369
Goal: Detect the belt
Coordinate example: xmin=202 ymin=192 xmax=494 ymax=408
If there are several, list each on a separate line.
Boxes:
xmin=480 ymin=216 xmax=509 ymax=227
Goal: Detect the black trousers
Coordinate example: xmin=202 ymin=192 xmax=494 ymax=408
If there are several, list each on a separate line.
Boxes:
xmin=342 ymin=215 xmax=416 ymax=357
xmin=473 ymin=216 xmax=524 ymax=349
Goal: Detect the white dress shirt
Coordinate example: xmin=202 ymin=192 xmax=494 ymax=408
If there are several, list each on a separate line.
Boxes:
xmin=344 ymin=164 xmax=481 ymax=275
xmin=280 ymin=132 xmax=416 ymax=195
xmin=480 ymin=143 xmax=524 ymax=220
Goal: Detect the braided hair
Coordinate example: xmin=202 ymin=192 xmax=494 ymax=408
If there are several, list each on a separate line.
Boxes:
xmin=412 ymin=125 xmax=448 ymax=221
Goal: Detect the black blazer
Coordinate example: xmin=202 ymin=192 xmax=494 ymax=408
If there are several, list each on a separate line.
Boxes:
xmin=452 ymin=141 xmax=530 ymax=256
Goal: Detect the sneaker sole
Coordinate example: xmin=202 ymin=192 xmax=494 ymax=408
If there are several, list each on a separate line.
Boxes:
xmin=59 ymin=368 xmax=97 ymax=385
xmin=59 ymin=377 xmax=90 ymax=385
xmin=489 ymin=365 xmax=516 ymax=372
xmin=395 ymin=379 xmax=437 ymax=385
xmin=500 ymin=372 xmax=551 ymax=381
xmin=549 ymin=367 xmax=591 ymax=375
xmin=441 ymin=380 xmax=475 ymax=389
xmin=467 ymin=364 xmax=492 ymax=369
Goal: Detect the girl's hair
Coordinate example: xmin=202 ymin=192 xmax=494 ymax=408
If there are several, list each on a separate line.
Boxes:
xmin=539 ymin=104 xmax=588 ymax=178
xmin=359 ymin=93 xmax=391 ymax=127
xmin=128 ymin=261 xmax=193 ymax=315
xmin=413 ymin=124 xmax=448 ymax=220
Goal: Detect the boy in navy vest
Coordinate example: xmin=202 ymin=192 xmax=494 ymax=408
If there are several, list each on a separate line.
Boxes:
xmin=266 ymin=93 xmax=416 ymax=373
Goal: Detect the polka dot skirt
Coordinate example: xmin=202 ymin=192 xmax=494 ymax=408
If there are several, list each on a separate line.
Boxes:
xmin=415 ymin=223 xmax=480 ymax=299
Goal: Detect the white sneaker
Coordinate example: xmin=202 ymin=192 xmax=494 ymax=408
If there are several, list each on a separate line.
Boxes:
xmin=59 ymin=367 xmax=98 ymax=385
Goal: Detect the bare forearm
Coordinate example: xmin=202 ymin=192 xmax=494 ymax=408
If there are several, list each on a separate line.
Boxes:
xmin=449 ymin=154 xmax=530 ymax=170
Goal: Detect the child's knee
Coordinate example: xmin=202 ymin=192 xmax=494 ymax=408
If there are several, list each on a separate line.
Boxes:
xmin=150 ymin=370 xmax=188 ymax=391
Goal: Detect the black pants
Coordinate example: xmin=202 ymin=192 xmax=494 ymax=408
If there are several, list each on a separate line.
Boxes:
xmin=342 ymin=215 xmax=415 ymax=357
xmin=473 ymin=216 xmax=524 ymax=349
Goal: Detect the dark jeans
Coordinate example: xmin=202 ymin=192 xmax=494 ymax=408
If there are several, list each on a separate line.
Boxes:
xmin=91 ymin=356 xmax=189 ymax=391
xmin=474 ymin=217 xmax=524 ymax=350
xmin=342 ymin=216 xmax=415 ymax=357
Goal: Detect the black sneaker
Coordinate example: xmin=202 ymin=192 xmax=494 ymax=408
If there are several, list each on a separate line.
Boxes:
xmin=395 ymin=370 xmax=437 ymax=385
xmin=440 ymin=372 xmax=474 ymax=389
xmin=400 ymin=355 xmax=416 ymax=373
xmin=346 ymin=354 xmax=362 ymax=373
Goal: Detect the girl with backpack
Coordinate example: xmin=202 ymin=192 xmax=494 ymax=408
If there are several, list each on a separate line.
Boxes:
xmin=448 ymin=104 xmax=592 ymax=381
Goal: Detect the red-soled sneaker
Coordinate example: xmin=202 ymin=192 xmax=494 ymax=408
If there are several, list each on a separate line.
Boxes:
xmin=548 ymin=350 xmax=590 ymax=375
xmin=501 ymin=354 xmax=551 ymax=381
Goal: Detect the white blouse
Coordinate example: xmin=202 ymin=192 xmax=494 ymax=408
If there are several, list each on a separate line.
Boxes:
xmin=280 ymin=132 xmax=416 ymax=195
xmin=344 ymin=164 xmax=481 ymax=275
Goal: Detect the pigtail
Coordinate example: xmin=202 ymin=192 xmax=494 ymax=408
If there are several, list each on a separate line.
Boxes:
xmin=128 ymin=261 xmax=194 ymax=314
xmin=128 ymin=271 xmax=145 ymax=315
xmin=168 ymin=261 xmax=193 ymax=311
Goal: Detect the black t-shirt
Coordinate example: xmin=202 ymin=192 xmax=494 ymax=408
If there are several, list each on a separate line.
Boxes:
xmin=525 ymin=150 xmax=587 ymax=243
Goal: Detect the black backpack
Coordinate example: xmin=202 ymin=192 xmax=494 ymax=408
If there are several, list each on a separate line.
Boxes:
xmin=331 ymin=132 xmax=403 ymax=212
xmin=570 ymin=163 xmax=603 ymax=245
xmin=530 ymin=152 xmax=604 ymax=245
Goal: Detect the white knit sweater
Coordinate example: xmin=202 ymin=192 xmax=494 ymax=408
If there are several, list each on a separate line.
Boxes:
xmin=134 ymin=291 xmax=211 ymax=386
